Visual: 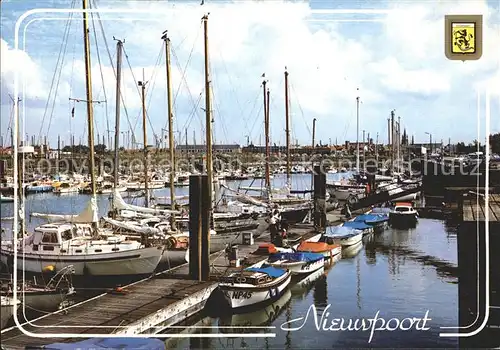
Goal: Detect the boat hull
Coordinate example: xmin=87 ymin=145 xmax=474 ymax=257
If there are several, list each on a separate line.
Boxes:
xmin=267 ymin=258 xmax=324 ymax=275
xmin=220 ymin=272 xmax=291 ymax=310
xmin=389 ymin=213 xmax=418 ymax=228
xmin=280 ymin=208 xmax=310 ymax=224
xmin=331 ymin=232 xmax=363 ymax=247
xmin=0 ymin=246 xmax=163 ymax=277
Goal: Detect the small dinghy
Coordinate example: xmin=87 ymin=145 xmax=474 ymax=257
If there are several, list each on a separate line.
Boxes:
xmin=219 ymin=266 xmax=292 ymax=311
xmin=296 ymin=241 xmax=341 ymax=260
xmin=323 ymin=226 xmax=363 ymax=247
xmin=266 ymin=252 xmax=324 ymax=275
xmin=353 ymin=213 xmax=389 ymax=233
xmin=342 ymin=220 xmax=374 ymax=235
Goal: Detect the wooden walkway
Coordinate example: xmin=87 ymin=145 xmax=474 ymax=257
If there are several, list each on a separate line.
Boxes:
xmin=0 ymin=277 xmax=216 ymax=348
xmin=462 ymin=193 xmax=500 ymax=222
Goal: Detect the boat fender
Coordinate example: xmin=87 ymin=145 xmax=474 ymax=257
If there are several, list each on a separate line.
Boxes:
xmin=347 ymin=195 xmax=358 ymax=205
xmin=235 ymin=276 xmax=246 ymax=284
xmin=165 ymin=236 xmax=177 ymax=249
xmin=43 ymin=265 xmax=55 ymax=273
xmin=270 ymin=287 xmax=277 ymax=298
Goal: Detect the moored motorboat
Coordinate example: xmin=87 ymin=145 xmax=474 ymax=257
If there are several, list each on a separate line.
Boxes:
xmin=342 ymin=221 xmax=374 ymax=235
xmin=323 ymin=226 xmax=363 ymax=247
xmin=353 ymin=213 xmax=389 ymax=233
xmin=218 ymin=289 xmax=292 ymax=332
xmin=296 ymin=241 xmax=341 ymax=261
xmin=266 ymin=252 xmax=324 ymax=275
xmin=219 ymin=266 xmax=291 ymax=311
xmin=389 ymin=202 xmax=418 ymax=228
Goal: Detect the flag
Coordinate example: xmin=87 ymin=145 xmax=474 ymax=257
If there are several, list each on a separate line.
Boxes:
xmin=71 ymin=107 xmax=75 ymax=118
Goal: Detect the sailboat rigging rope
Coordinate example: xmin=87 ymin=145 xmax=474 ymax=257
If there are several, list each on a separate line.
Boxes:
xmin=246 ymin=90 xmax=264 ymax=141
xmin=90 ymin=10 xmax=111 ymax=146
xmin=290 ymin=81 xmax=311 ymax=138
xmin=129 ymin=43 xmax=164 ymax=141
xmin=210 ymin=71 xmax=229 ymax=144
xmin=91 ymin=0 xmax=137 ymax=147
xmin=39 ymin=0 xmax=77 ymax=137
xmin=215 ymin=46 xmax=252 ymax=140
xmin=167 ymin=30 xmax=204 ymax=136
xmin=179 ymin=92 xmax=203 ymax=134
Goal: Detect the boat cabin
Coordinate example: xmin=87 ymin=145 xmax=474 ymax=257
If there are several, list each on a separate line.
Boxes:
xmin=393 ymin=202 xmax=415 ymax=213
xmin=25 ymin=223 xmax=93 ymax=252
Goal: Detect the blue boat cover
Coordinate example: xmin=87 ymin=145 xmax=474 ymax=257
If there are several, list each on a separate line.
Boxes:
xmin=325 ymin=225 xmax=361 ymax=237
xmin=342 ymin=221 xmax=372 ymax=230
xmin=245 ymin=266 xmax=287 ymax=278
xmin=370 ymin=207 xmax=392 ymax=214
xmin=354 ymin=214 xmax=388 ymax=223
xmin=40 ymin=338 xmax=166 ymax=350
xmin=268 ymin=252 xmax=324 ymax=263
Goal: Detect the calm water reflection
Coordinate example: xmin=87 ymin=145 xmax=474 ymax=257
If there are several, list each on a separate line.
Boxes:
xmin=166 ymin=218 xmax=458 ymax=349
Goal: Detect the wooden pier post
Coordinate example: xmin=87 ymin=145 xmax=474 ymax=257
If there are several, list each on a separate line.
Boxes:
xmin=200 ymin=174 xmax=210 ymax=281
xmin=188 ymin=174 xmax=211 ymax=281
xmin=189 ymin=175 xmax=202 ymax=280
xmin=313 ymin=165 xmax=326 ymax=230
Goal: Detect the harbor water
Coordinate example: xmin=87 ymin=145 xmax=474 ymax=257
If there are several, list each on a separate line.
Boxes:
xmin=0 ymin=174 xmax=458 ymax=347
xmin=164 ymin=217 xmax=458 ymax=348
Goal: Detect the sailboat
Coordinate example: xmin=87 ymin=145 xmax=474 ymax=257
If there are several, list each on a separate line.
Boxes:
xmin=0 ymin=0 xmax=163 ymax=278
xmin=228 ymin=71 xmax=312 ymax=225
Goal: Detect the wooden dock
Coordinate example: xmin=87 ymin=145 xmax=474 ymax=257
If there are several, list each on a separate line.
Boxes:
xmin=457 ymin=193 xmax=500 ymax=348
xmin=0 ymin=277 xmax=217 ymax=348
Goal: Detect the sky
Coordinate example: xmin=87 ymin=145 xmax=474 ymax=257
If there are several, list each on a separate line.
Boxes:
xmin=0 ymin=0 xmax=499 ymax=149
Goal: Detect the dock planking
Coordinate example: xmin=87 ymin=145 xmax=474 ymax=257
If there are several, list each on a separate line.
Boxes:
xmin=462 ymin=193 xmax=500 ymax=222
xmin=0 ymin=277 xmax=217 ymax=348
xmin=458 ymin=193 xmax=500 ymax=347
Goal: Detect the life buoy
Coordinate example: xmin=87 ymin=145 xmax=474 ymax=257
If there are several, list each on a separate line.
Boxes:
xmin=347 ymin=195 xmax=359 ymax=205
xmin=235 ymin=277 xmax=246 ymax=284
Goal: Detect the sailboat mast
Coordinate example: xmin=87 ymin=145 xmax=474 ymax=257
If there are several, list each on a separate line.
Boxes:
xmin=113 ymin=38 xmax=123 ymax=191
xmin=82 ymin=0 xmax=98 ymax=229
xmin=203 ymin=14 xmax=213 ymax=205
xmin=356 ymin=90 xmax=360 ymax=172
xmin=265 ymin=88 xmax=271 ymax=198
xmin=284 ymin=68 xmax=291 ymax=187
xmin=163 ymin=30 xmax=176 ymax=215
xmin=139 ymin=72 xmax=150 ymax=207
xmin=14 ymin=97 xmax=24 ymax=237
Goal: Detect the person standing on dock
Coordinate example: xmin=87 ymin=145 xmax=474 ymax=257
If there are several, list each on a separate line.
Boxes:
xmin=269 ymin=208 xmax=281 ymax=243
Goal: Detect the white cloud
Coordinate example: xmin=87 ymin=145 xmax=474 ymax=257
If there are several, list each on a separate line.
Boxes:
xmin=0 ymin=38 xmax=47 ymax=102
